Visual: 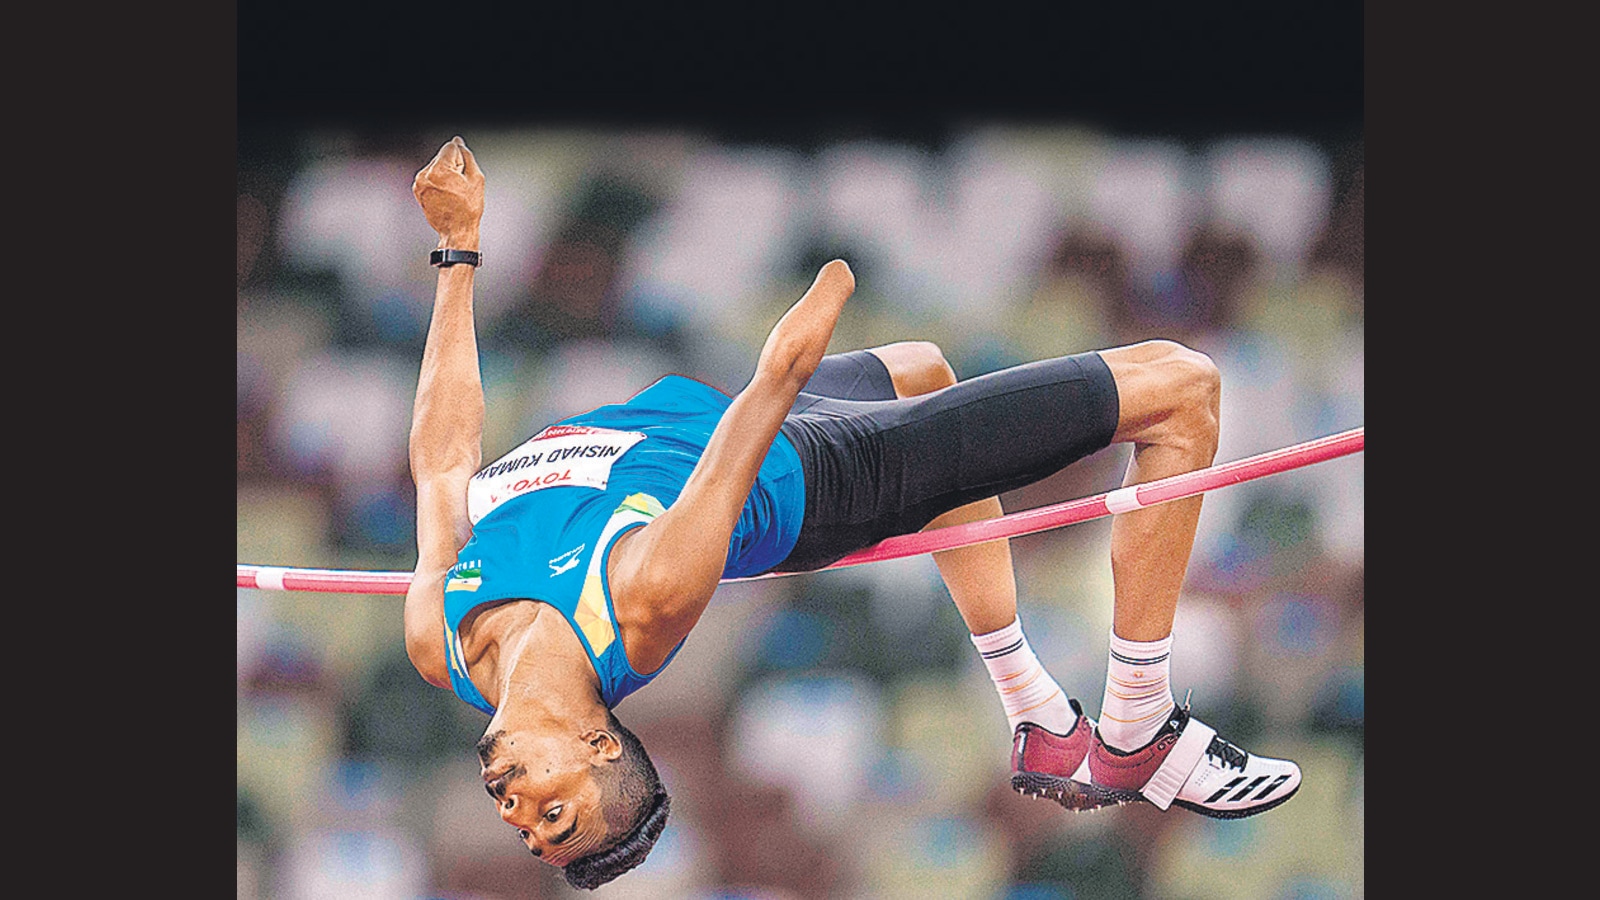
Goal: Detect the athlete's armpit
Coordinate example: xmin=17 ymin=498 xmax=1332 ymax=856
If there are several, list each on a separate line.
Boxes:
xmin=406 ymin=470 xmax=474 ymax=688
xmin=404 ymin=572 xmax=452 ymax=688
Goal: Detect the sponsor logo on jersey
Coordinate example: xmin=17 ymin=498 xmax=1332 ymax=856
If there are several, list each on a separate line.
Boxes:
xmin=549 ymin=544 xmax=586 ymax=576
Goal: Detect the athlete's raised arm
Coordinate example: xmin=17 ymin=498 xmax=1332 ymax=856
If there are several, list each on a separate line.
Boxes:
xmin=608 ymin=261 xmax=856 ymax=667
xmin=403 ymin=136 xmax=487 ymax=688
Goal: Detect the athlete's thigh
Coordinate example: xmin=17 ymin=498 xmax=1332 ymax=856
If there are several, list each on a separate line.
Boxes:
xmin=890 ymin=353 xmax=1120 ymax=510
xmin=775 ymin=351 xmax=1120 ymax=571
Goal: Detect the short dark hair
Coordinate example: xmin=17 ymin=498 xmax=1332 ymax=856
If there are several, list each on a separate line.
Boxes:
xmin=562 ymin=711 xmax=671 ymax=890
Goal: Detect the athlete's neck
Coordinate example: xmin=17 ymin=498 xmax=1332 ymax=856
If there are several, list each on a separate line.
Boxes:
xmin=462 ymin=600 xmax=603 ymax=712
xmin=495 ymin=653 xmax=610 ymax=733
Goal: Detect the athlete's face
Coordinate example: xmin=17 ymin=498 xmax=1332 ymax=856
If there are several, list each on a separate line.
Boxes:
xmin=478 ymin=727 xmax=620 ymax=866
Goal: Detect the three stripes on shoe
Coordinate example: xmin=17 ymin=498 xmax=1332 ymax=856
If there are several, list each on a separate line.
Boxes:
xmin=1202 ymin=773 xmax=1293 ymax=804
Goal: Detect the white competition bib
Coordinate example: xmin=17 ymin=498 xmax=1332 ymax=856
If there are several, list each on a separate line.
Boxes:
xmin=467 ymin=425 xmax=647 ymax=524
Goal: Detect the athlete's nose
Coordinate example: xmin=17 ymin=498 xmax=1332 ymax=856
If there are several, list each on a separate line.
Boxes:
xmin=496 ymin=797 xmax=521 ymax=829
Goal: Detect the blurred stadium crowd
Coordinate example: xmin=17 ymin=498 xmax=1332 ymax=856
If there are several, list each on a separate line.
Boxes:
xmin=237 ymin=124 xmax=1363 ymax=900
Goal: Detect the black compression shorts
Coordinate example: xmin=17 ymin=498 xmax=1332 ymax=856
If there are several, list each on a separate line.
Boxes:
xmin=772 ymin=349 xmax=1121 ymax=573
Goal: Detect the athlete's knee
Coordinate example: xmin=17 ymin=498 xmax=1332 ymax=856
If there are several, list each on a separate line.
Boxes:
xmin=1162 ymin=341 xmax=1220 ymax=418
xmin=1103 ymin=340 xmax=1220 ymax=453
xmin=870 ymin=340 xmax=957 ymax=397
xmin=1160 ymin=342 xmax=1220 ymax=454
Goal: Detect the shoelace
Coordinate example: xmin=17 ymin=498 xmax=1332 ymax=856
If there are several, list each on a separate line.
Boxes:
xmin=1204 ymin=735 xmax=1249 ymax=771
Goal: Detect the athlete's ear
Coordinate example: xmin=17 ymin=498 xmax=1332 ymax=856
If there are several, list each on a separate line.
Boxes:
xmin=581 ymin=728 xmax=623 ymax=762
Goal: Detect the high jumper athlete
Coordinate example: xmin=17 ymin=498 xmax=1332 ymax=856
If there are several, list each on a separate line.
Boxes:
xmin=402 ymin=136 xmax=1300 ymax=890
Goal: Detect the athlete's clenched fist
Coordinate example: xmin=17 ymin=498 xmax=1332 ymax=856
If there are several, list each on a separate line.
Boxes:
xmin=413 ymin=136 xmax=485 ymax=250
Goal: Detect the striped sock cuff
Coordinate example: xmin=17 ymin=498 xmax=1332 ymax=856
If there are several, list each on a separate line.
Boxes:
xmin=972 ymin=617 xmax=1077 ymax=733
xmin=971 ymin=618 xmax=1026 ymax=658
xmin=1107 ymin=630 xmax=1173 ymax=665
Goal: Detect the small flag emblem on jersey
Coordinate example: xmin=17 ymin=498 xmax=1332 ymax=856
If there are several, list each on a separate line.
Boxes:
xmin=446 ymin=560 xmax=483 ymax=592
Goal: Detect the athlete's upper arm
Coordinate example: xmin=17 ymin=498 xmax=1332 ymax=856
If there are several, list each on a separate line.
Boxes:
xmin=605 ymin=375 xmax=798 ymax=665
xmin=405 ymin=469 xmax=474 ymax=688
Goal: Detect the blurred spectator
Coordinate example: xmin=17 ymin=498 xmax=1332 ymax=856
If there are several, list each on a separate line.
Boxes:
xmin=707 ymin=781 xmax=843 ymax=897
xmin=516 ymin=336 xmax=685 ymax=433
xmin=489 ymin=173 xmax=661 ymax=351
xmin=1009 ymin=826 xmax=1146 ymax=900
xmin=1087 ymin=141 xmax=1194 ymax=279
xmin=341 ymin=647 xmax=485 ymax=771
xmin=991 ymin=220 xmax=1124 ymax=375
xmin=855 ymin=812 xmax=1013 ymax=900
xmin=240 ymin=192 xmax=271 ymax=288
xmin=238 ymin=345 xmax=275 ymax=479
xmin=240 ymin=619 xmax=336 ymax=704
xmin=277 ymin=154 xmax=440 ymax=350
xmin=1112 ymin=222 xmax=1263 ymax=346
xmin=1305 ymin=147 xmax=1364 ymax=293
xmin=278 ymin=762 xmax=429 ymax=899
xmin=329 ymin=468 xmax=417 ymax=556
xmin=1204 ymin=138 xmax=1331 ymax=278
xmin=727 ymin=672 xmax=887 ymax=837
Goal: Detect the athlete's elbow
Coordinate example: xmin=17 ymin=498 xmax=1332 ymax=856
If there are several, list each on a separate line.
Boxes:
xmin=615 ymin=558 xmax=717 ymax=634
xmin=403 ymin=607 xmax=452 ymax=688
xmin=409 ymin=446 xmax=480 ymax=485
xmin=404 ymin=633 xmax=451 ymax=688
xmin=639 ymin=588 xmax=713 ymax=637
xmin=753 ymin=341 xmax=806 ymax=387
xmin=408 ymin=417 xmax=484 ymax=478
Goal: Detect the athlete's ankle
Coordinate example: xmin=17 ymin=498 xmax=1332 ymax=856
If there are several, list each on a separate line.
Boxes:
xmin=972 ymin=617 xmax=1079 ymax=735
xmin=1097 ymin=630 xmax=1176 ymax=752
xmin=1009 ymin=692 xmax=1080 ymax=735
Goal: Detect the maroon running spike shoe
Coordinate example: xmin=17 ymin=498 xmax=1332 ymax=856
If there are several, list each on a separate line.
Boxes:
xmin=1010 ymin=698 xmax=1111 ymax=812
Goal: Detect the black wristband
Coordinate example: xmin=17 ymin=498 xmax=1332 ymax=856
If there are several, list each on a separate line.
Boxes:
xmin=430 ymin=249 xmax=482 ymax=268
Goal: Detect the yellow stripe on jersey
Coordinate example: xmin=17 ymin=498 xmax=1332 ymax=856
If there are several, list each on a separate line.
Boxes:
xmin=618 ymin=492 xmax=667 ymax=518
xmin=575 ymin=575 xmax=615 ymax=655
xmin=446 ymin=624 xmax=470 ymax=681
xmin=572 ymin=493 xmax=664 ymax=658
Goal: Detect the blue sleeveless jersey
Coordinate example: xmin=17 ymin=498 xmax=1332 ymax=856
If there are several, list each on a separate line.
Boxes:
xmin=442 ymin=375 xmax=806 ymax=714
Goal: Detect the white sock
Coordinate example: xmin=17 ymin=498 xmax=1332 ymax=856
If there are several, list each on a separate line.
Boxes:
xmin=971 ymin=617 xmax=1078 ymax=735
xmin=1097 ymin=630 xmax=1177 ymax=752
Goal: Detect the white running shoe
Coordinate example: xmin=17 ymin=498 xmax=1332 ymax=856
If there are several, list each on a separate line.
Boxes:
xmin=1084 ymin=700 xmax=1302 ymax=819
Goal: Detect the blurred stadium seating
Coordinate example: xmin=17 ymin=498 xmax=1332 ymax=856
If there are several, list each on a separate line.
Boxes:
xmin=239 ymin=124 xmax=1363 ymax=900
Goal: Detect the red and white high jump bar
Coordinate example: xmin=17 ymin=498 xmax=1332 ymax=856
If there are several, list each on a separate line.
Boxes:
xmin=237 ymin=426 xmax=1363 ymax=595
